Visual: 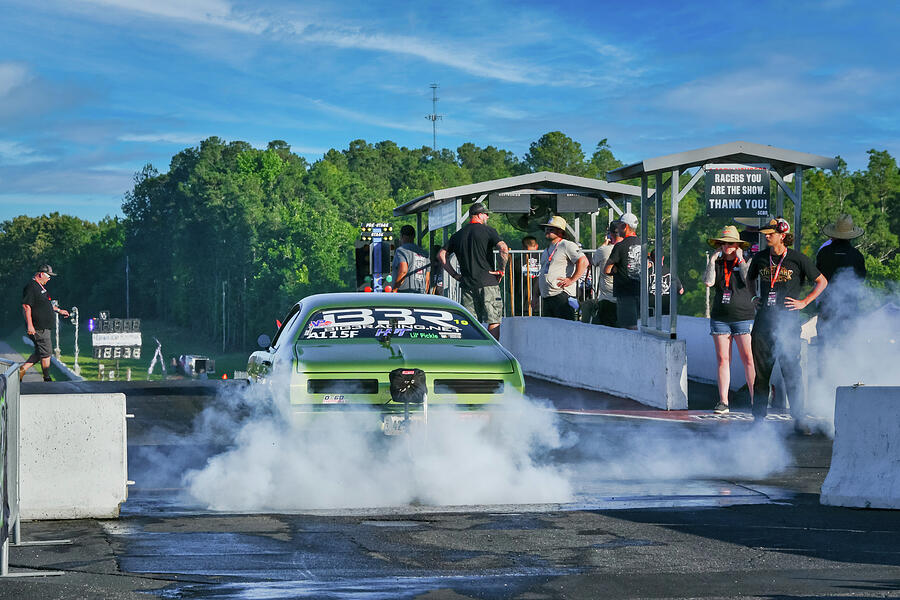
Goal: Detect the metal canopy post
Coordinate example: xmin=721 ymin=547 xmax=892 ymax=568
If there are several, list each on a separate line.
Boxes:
xmin=654 ymin=173 xmax=663 ymax=330
xmin=669 ymin=169 xmax=680 ymax=335
xmin=794 ymin=165 xmax=803 ymax=250
xmin=640 ymin=176 xmax=649 ymax=328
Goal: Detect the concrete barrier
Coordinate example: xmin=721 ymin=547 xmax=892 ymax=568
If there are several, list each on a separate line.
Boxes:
xmin=19 ymin=393 xmax=128 ymax=519
xmin=820 ymin=386 xmax=900 ymax=509
xmin=678 ymin=316 xmax=749 ymax=390
xmin=501 ymin=317 xmax=687 ymax=409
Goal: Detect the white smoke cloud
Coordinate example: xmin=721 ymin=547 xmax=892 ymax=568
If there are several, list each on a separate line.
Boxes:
xmin=805 ymin=272 xmax=900 ymax=436
xmin=182 ymin=385 xmax=575 ymax=511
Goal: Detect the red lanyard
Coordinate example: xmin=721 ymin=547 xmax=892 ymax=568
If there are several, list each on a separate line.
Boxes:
xmin=769 ymin=250 xmax=787 ymax=287
xmin=546 ymin=241 xmax=561 ymax=264
xmin=723 ymin=258 xmax=737 ymax=289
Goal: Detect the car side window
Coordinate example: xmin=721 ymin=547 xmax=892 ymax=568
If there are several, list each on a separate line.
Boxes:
xmin=271 ymin=304 xmax=302 ymax=349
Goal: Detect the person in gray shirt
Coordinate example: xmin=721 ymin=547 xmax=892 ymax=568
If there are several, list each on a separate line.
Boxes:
xmin=581 ymin=221 xmax=620 ymax=326
xmin=538 ymin=216 xmax=588 ymax=320
xmin=392 ymin=225 xmax=430 ymax=293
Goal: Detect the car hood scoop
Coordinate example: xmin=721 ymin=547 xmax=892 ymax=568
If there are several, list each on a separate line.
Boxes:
xmin=295 ymin=341 xmax=515 ymax=374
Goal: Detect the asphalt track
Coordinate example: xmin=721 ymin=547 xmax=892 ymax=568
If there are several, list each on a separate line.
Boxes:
xmin=4 ymin=378 xmax=900 ymax=600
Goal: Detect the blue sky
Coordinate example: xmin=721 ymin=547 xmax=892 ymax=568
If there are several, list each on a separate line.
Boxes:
xmin=0 ymin=0 xmax=897 ymax=223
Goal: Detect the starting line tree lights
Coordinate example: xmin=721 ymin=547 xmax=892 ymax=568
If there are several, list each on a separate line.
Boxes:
xmin=89 ymin=311 xmax=142 ymax=360
xmin=355 ymin=223 xmax=394 ymax=292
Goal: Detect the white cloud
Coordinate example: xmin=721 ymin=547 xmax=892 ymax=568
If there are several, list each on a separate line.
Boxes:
xmin=0 ymin=62 xmax=32 ymax=97
xmin=660 ymin=66 xmax=883 ymax=124
xmin=481 ymin=105 xmax=531 ymax=120
xmin=308 ymin=98 xmax=432 ymax=134
xmin=79 ymin=0 xmax=267 ymax=33
xmin=297 ymin=25 xmax=539 ymax=85
xmin=0 ymin=140 xmax=51 ymax=165
xmin=118 ymin=132 xmax=207 ymax=144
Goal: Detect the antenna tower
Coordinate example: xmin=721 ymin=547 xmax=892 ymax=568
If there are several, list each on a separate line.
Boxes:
xmin=425 ymin=83 xmax=442 ymax=151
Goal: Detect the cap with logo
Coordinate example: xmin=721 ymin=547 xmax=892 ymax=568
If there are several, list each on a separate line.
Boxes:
xmin=468 ymin=202 xmax=488 ymax=216
xmin=759 ymin=218 xmax=790 ymax=234
xmin=38 ymin=265 xmax=58 ymax=277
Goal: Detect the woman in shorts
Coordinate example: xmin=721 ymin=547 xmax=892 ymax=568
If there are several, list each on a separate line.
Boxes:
xmin=703 ymin=225 xmax=755 ymax=414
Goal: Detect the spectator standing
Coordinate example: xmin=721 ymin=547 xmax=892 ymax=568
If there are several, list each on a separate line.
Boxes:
xmin=515 ymin=236 xmax=541 ymax=316
xmin=581 ymin=221 xmax=619 ymax=326
xmin=392 ymin=225 xmax=430 ymax=293
xmin=648 ymin=250 xmax=684 ymax=317
xmin=747 ymin=218 xmax=828 ymax=431
xmin=537 ymin=216 xmax=588 ymax=320
xmin=604 ymin=212 xmax=642 ymax=329
xmin=439 ymin=202 xmax=509 ymax=340
xmin=816 ymin=214 xmax=867 ymax=342
xmin=703 ymin=226 xmax=755 ymax=414
xmin=20 ymin=265 xmax=69 ymax=381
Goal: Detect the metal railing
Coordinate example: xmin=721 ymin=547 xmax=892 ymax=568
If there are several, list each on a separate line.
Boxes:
xmin=1 ymin=359 xmax=21 ymax=576
xmin=436 ymin=249 xmax=604 ymax=319
xmin=1 ymin=358 xmax=68 ymax=578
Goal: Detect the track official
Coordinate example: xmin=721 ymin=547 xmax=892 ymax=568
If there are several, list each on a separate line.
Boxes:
xmin=21 ymin=265 xmax=69 ymax=381
xmin=439 ymin=202 xmax=509 ymax=340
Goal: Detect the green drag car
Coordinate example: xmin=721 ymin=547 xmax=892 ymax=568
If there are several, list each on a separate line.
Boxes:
xmin=247 ymin=292 xmax=525 ymax=433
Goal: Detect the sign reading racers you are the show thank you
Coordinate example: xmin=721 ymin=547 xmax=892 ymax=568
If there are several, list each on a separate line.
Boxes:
xmin=704 ymin=164 xmax=770 ymax=217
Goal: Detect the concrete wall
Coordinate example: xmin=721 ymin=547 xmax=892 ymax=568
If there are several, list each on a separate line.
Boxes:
xmin=501 ymin=317 xmax=687 ymax=409
xmin=678 ymin=316 xmax=749 ymax=390
xmin=19 ymin=393 xmax=128 ymax=519
xmin=820 ymin=386 xmax=900 ymax=510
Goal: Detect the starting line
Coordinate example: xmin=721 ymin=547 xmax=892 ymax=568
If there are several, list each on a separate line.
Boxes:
xmin=554 ymin=408 xmax=795 ymax=423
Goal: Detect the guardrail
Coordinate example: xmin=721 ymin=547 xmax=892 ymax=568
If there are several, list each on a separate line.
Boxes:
xmin=1 ymin=358 xmax=67 ymax=578
xmin=1 ymin=358 xmax=21 ymax=575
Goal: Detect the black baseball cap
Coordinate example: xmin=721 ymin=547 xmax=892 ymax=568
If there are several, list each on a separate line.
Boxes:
xmin=469 ymin=202 xmax=488 ymax=216
xmin=38 ymin=265 xmax=58 ymax=276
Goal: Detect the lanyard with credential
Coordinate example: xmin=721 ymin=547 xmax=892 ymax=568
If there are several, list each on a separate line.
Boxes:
xmin=769 ymin=250 xmax=787 ymax=291
xmin=546 ymin=241 xmax=561 ymax=264
xmin=723 ymin=258 xmax=737 ymax=289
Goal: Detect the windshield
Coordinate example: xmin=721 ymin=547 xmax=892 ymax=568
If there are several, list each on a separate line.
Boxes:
xmin=299 ymin=307 xmax=487 ymax=341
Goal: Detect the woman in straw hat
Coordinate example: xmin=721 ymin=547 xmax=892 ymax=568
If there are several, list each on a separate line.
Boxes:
xmin=702 ymin=225 xmax=755 ymax=414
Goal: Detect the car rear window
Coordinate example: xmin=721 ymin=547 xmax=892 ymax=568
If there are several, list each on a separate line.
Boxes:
xmin=299 ymin=307 xmax=488 ymax=341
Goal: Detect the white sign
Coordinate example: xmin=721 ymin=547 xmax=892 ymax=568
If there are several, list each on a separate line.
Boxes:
xmin=92 ymin=332 xmax=142 ymax=347
xmin=428 ymin=199 xmax=457 ymax=231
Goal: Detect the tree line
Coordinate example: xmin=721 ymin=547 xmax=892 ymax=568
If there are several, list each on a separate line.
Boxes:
xmin=1 ymin=133 xmax=897 ymax=348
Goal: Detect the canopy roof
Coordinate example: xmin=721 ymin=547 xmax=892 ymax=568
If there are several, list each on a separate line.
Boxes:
xmin=606 ymin=141 xmax=839 ymax=182
xmin=394 ymin=171 xmax=644 ymax=216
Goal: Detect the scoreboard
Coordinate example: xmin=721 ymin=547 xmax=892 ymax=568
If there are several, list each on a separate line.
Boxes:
xmin=91 ymin=317 xmax=142 ymax=359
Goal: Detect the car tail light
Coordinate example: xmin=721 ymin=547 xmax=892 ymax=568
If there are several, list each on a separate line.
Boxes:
xmin=433 ymin=380 xmax=505 ymax=394
xmin=307 ymin=379 xmax=379 ymax=394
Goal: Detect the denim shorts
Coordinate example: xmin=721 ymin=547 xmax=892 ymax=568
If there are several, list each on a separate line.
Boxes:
xmin=709 ymin=319 xmax=753 ymax=336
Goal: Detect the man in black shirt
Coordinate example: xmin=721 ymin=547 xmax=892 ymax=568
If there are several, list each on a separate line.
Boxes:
xmin=439 ymin=202 xmax=509 ymax=340
xmin=21 ymin=265 xmax=69 ymax=381
xmin=604 ymin=213 xmax=642 ymax=329
xmin=816 ymin=214 xmax=867 ymax=342
xmin=747 ymin=218 xmax=827 ymax=430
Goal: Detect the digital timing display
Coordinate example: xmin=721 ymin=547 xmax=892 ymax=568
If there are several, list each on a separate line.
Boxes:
xmin=300 ymin=307 xmax=487 ymax=341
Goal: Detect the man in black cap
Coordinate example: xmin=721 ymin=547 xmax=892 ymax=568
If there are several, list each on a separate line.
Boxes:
xmin=439 ymin=202 xmax=509 ymax=340
xmin=21 ymin=265 xmax=69 ymax=381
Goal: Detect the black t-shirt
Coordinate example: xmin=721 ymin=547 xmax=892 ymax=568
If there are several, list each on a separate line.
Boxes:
xmin=710 ymin=257 xmax=755 ymax=322
xmin=748 ymin=248 xmax=821 ymax=312
xmin=816 ymin=239 xmax=866 ymax=281
xmin=22 ymin=279 xmax=55 ymax=329
xmin=446 ymin=222 xmax=502 ymax=289
xmin=607 ymin=236 xmax=641 ymax=297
